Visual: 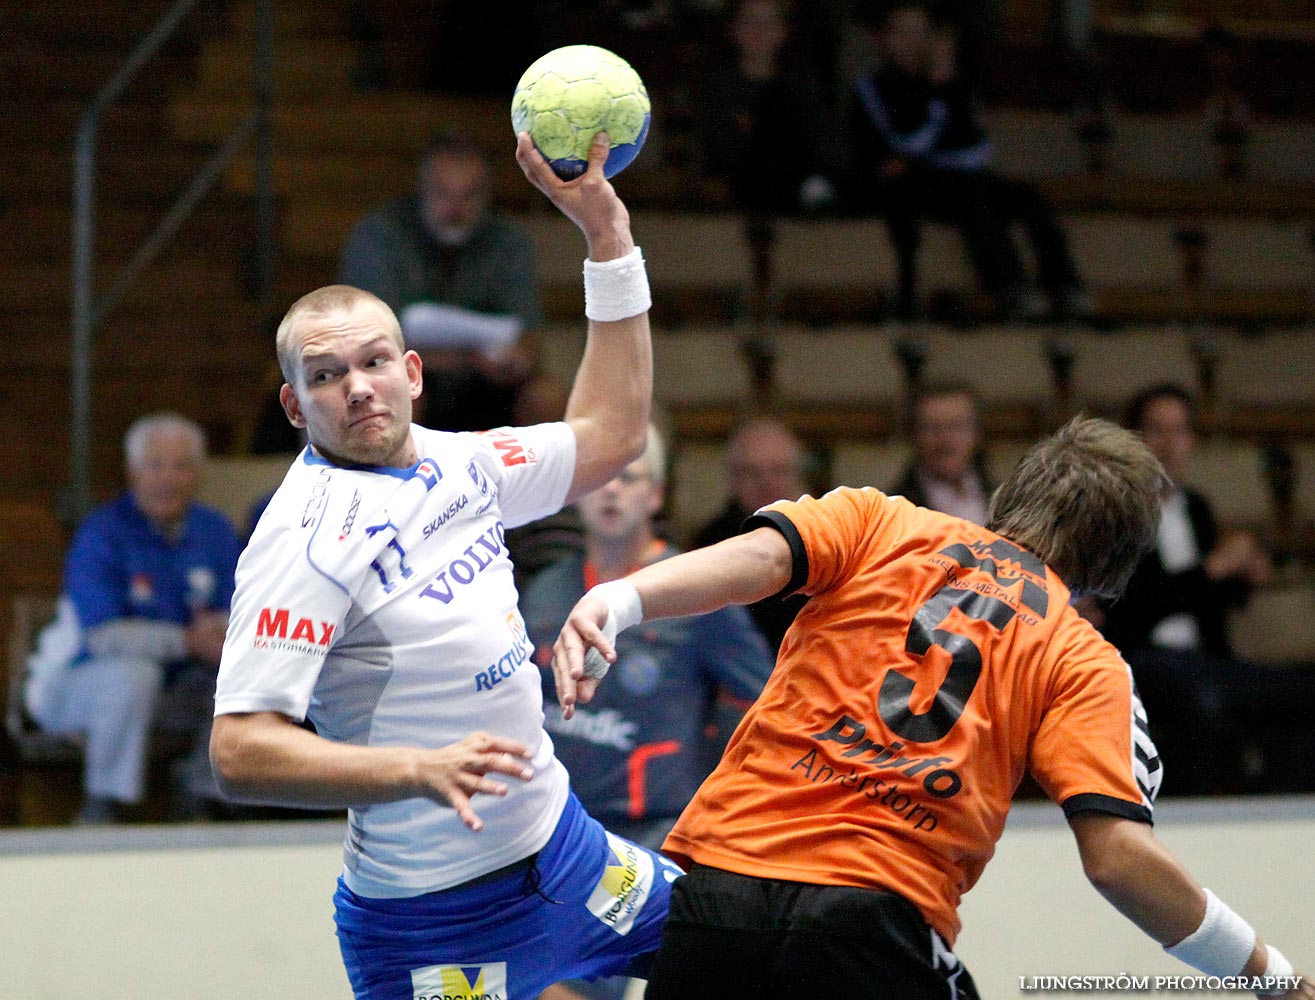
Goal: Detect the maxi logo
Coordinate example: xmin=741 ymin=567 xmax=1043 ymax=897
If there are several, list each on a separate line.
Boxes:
xmin=418 ymin=522 xmax=507 ymax=605
xmin=253 ymin=607 xmax=336 ymax=653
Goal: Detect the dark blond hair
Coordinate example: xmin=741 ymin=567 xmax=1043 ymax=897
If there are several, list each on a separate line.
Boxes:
xmin=987 ymin=416 xmax=1169 ymax=598
xmin=275 ymin=285 xmax=403 ymax=384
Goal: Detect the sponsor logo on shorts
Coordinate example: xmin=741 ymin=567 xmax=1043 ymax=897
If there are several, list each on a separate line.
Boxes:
xmin=587 ymin=832 xmax=655 ymax=936
xmin=252 ymin=607 xmax=335 ymax=654
xmin=410 ymin=961 xmax=506 ymax=1000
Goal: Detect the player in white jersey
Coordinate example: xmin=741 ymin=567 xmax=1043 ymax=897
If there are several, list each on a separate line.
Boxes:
xmin=210 ymin=132 xmax=679 ymax=1000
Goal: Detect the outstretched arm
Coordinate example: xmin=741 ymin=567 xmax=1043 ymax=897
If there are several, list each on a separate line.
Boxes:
xmin=551 ymin=527 xmax=794 ymax=716
xmin=1070 ymin=814 xmax=1310 ymax=997
xmin=514 ymin=131 xmax=652 ymax=501
xmin=210 ymin=711 xmax=534 ymax=832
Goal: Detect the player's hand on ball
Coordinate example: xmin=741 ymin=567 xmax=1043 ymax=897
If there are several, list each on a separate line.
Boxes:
xmin=515 ymin=131 xmax=634 ymax=262
xmin=417 ymin=731 xmax=534 ymax=832
xmin=550 ymin=593 xmax=616 ymax=720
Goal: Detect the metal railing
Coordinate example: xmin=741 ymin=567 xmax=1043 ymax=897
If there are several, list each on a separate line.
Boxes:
xmin=67 ymin=0 xmax=275 ymax=522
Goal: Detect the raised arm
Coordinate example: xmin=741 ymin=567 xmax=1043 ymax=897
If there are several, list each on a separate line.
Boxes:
xmin=1070 ymin=814 xmax=1310 ymax=998
xmin=551 ymin=526 xmax=794 ymax=716
xmin=513 ymin=131 xmax=651 ymax=501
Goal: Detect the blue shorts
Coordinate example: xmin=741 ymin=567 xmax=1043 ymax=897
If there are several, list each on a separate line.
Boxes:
xmin=334 ymin=794 xmax=683 ymax=1000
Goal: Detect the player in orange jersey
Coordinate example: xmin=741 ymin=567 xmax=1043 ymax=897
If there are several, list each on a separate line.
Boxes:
xmin=551 ymin=417 xmax=1311 ymax=999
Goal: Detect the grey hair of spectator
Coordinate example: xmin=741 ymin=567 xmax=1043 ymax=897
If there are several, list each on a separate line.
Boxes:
xmin=123 ymin=412 xmax=207 ymax=469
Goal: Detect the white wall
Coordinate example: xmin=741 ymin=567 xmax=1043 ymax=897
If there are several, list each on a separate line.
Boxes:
xmin=1 ymin=799 xmax=1311 ymax=1000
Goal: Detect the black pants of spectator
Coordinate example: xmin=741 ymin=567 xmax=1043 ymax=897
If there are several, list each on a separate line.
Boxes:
xmin=646 ymin=865 xmax=981 ymax=1000
xmin=878 ymin=167 xmax=1081 ymax=319
xmin=1128 ymin=647 xmax=1315 ymax=795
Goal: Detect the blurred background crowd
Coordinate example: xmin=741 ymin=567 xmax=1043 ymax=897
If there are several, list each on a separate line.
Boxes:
xmin=3 ymin=0 xmax=1315 ymax=825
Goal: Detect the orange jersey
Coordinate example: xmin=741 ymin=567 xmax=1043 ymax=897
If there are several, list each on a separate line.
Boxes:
xmin=663 ymin=487 xmax=1161 ymax=945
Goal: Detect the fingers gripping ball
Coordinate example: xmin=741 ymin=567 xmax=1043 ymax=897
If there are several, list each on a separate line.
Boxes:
xmin=511 ymin=44 xmax=650 ymax=180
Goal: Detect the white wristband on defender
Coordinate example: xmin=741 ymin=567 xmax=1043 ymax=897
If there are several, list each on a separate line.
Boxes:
xmin=1165 ymin=889 xmax=1256 ymax=979
xmin=580 ymin=580 xmax=643 ymax=680
xmin=583 ymin=245 xmax=650 ymax=322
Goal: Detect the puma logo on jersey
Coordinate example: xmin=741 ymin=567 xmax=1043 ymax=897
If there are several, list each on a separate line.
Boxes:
xmin=253 ymin=607 xmax=336 ymax=650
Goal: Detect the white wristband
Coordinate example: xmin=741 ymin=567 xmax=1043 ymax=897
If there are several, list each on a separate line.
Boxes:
xmin=1258 ymin=945 xmax=1295 ymax=996
xmin=1165 ymin=889 xmax=1256 ymax=979
xmin=583 ymin=245 xmax=650 ymax=322
xmin=581 ymin=580 xmax=643 ymax=680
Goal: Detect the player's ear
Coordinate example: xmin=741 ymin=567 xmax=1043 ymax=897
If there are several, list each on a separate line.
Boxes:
xmin=279 ymin=383 xmax=307 ymax=429
xmin=405 ymin=350 xmax=424 ymax=399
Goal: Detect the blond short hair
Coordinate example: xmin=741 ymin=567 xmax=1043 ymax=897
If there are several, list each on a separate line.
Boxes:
xmin=275 ymin=285 xmax=403 ymax=385
xmin=639 ymin=423 xmax=668 ymax=486
xmin=987 ymin=416 xmax=1169 ymax=598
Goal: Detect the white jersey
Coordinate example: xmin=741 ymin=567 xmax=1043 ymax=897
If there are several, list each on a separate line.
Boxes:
xmin=214 ymin=422 xmax=577 ymax=898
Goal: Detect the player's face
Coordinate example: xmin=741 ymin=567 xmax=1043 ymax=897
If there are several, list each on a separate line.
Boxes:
xmin=420 ymin=153 xmax=490 ymax=245
xmin=1137 ymin=396 xmax=1194 ymax=482
xmin=128 ymin=428 xmax=202 ymax=527
xmin=579 ymin=457 xmax=663 ymax=545
xmin=729 ymin=429 xmax=805 ymax=513
xmin=913 ymin=393 xmax=980 ymax=484
xmin=279 ymin=300 xmax=424 ymax=469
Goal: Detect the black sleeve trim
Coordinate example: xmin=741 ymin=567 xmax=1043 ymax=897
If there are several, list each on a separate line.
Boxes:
xmin=743 ymin=510 xmax=809 ymax=601
xmin=1061 ymin=792 xmax=1154 ymax=826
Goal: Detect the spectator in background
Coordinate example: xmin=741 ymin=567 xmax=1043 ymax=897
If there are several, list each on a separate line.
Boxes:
xmin=340 ymin=130 xmax=566 ymax=432
xmin=1098 ymin=383 xmax=1272 ymax=794
xmin=520 ymin=425 xmax=775 ymax=1000
xmin=849 ymin=1 xmax=1088 ymax=321
xmin=24 ymin=413 xmax=241 ymax=824
xmin=890 ymin=382 xmax=993 ymax=525
xmin=695 ymin=0 xmax=842 ymax=215
xmin=693 ymin=0 xmax=843 ymax=319
xmin=693 ymin=417 xmax=810 ymax=650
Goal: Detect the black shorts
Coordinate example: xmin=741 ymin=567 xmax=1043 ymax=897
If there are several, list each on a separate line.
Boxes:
xmin=645 ymin=865 xmax=981 ymax=1000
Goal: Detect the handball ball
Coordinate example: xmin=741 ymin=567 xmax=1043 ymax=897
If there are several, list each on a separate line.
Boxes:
xmin=511 ymin=44 xmax=650 ymax=180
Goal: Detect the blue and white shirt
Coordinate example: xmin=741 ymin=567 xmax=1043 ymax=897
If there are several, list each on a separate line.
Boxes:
xmin=214 ymin=422 xmax=577 ymax=898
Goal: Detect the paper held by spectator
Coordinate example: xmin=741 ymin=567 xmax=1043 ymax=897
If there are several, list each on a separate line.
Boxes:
xmin=399 ymin=302 xmax=524 ymax=358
